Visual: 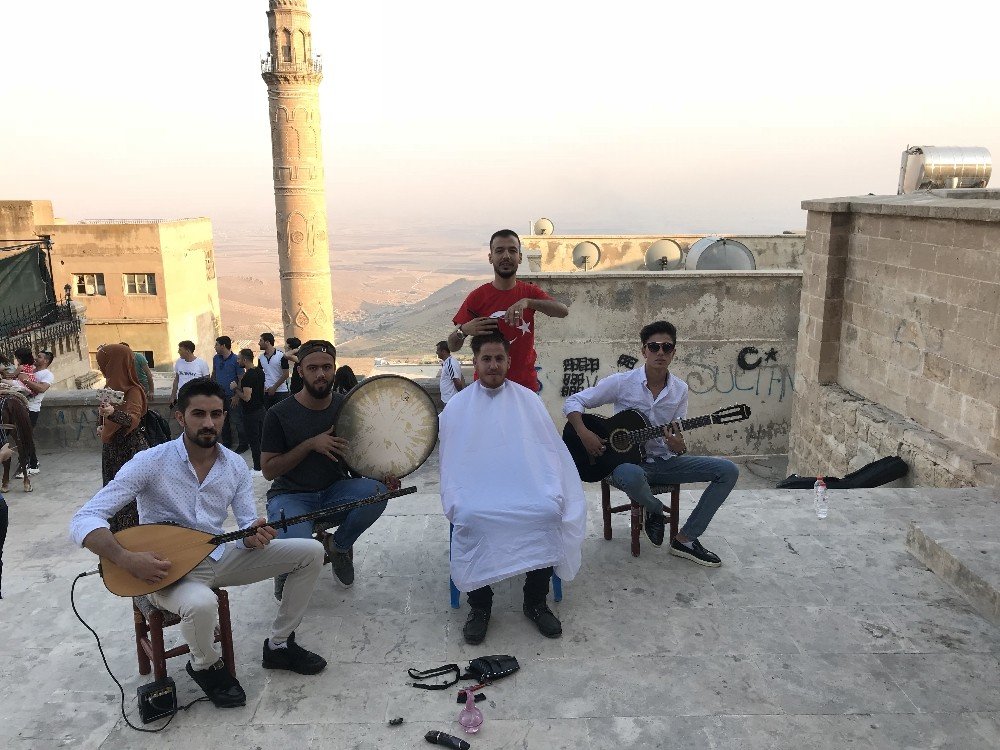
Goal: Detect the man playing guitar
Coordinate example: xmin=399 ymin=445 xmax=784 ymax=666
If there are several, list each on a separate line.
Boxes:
xmin=563 ymin=321 xmax=739 ymax=566
xmin=70 ymin=378 xmax=328 ymax=709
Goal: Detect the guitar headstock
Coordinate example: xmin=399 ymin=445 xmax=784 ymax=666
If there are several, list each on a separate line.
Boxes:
xmin=711 ymin=403 xmax=751 ymax=424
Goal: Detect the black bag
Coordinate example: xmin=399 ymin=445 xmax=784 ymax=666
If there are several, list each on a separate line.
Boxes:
xmin=141 ymin=409 xmax=171 ymax=447
xmin=776 ymin=456 xmax=908 ymax=490
xmin=408 ymin=655 xmax=520 ymax=690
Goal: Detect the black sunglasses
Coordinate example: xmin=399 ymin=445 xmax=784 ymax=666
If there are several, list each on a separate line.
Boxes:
xmin=644 ymin=342 xmax=676 ymax=353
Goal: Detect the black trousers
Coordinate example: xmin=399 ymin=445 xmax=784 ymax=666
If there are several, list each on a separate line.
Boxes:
xmin=467 ymin=566 xmax=553 ymax=610
xmin=221 ymin=400 xmax=246 ymax=449
xmin=241 ymin=408 xmax=265 ymax=471
xmin=0 ymin=497 xmax=8 ymax=597
xmin=28 ymin=411 xmax=39 ymax=469
xmin=264 ymin=391 xmax=289 ymax=411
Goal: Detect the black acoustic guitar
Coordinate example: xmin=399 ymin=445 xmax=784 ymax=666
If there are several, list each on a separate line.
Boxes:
xmin=562 ymin=405 xmax=751 ymax=482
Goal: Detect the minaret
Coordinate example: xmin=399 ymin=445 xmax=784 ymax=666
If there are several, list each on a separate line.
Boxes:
xmin=261 ymin=0 xmax=334 ymax=342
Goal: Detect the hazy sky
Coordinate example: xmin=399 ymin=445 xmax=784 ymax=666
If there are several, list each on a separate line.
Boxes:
xmin=4 ymin=0 xmax=998 ymax=236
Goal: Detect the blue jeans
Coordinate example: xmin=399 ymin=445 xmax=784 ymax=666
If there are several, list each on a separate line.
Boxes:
xmin=608 ymin=455 xmax=738 ymax=540
xmin=267 ymin=477 xmax=387 ymax=553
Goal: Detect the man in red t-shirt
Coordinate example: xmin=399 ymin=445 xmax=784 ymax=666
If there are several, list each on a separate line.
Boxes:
xmin=448 ymin=229 xmax=569 ymax=391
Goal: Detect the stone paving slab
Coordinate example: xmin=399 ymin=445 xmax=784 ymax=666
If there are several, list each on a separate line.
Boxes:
xmin=0 ymin=449 xmax=998 ymax=749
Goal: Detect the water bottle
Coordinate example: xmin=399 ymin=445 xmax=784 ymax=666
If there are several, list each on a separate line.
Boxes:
xmin=813 ymin=476 xmax=828 ymax=519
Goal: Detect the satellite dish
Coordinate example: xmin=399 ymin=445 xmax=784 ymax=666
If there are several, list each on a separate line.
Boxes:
xmin=572 ymin=241 xmax=600 ymax=270
xmin=685 ymin=237 xmax=756 ymax=270
xmin=644 ymin=239 xmax=683 ymax=271
xmin=534 ymin=217 xmax=554 ymax=235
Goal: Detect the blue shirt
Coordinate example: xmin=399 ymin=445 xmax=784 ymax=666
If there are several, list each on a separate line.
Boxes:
xmin=213 ymin=352 xmax=243 ymax=398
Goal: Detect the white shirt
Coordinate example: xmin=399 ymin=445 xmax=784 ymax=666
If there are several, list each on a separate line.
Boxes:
xmin=27 ymin=368 xmax=55 ymax=412
xmin=259 ymin=350 xmax=289 ymax=392
xmin=563 ymin=367 xmax=688 ymax=461
xmin=438 ymin=355 xmax=463 ymax=403
xmin=174 ymin=356 xmax=210 ymax=391
xmin=69 ymin=435 xmax=257 ymax=560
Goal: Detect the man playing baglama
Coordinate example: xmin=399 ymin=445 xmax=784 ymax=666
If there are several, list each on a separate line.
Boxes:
xmin=261 ymin=340 xmax=396 ymax=598
xmin=440 ymin=332 xmax=586 ymax=644
xmin=564 ymin=321 xmax=739 ymax=566
xmin=448 ymin=229 xmax=568 ymax=392
xmin=69 ymin=378 xmax=328 ymax=709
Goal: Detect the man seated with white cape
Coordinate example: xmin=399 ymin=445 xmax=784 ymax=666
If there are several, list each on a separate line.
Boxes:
xmin=439 ymin=331 xmax=586 ymax=645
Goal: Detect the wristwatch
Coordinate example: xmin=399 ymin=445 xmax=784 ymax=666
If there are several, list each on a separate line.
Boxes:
xmin=454 ymin=324 xmax=466 ymax=339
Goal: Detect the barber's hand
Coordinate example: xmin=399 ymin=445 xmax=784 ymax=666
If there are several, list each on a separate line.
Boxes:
xmin=310 ymin=428 xmax=348 ymax=462
xmin=124 ymin=550 xmax=172 ymax=585
xmin=244 ymin=517 xmax=277 ymax=549
xmin=383 ymin=475 xmax=401 ymax=492
xmin=460 ymin=317 xmax=499 ymax=336
xmin=664 ymin=421 xmax=686 ymax=454
xmin=504 ymin=299 xmax=531 ymax=326
xmin=578 ymin=428 xmax=607 ymax=458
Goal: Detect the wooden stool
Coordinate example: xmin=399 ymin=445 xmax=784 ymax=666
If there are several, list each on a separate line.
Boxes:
xmin=133 ymin=588 xmax=236 ymax=681
xmin=600 ymin=480 xmax=680 ymax=557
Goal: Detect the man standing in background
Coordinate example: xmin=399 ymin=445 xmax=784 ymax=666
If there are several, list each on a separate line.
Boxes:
xmin=121 ymin=343 xmax=155 ymax=397
xmin=17 ymin=349 xmax=54 ymax=475
xmin=213 ymin=336 xmax=247 ymax=453
xmin=258 ymin=333 xmax=289 ymax=410
xmin=232 ymin=348 xmax=265 ymax=473
xmin=436 ymin=341 xmax=464 ymax=404
xmin=170 ymin=341 xmax=210 ymax=407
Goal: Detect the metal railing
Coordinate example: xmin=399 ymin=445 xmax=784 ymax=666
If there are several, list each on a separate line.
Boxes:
xmin=0 ymin=299 xmax=83 ymax=362
xmin=260 ymin=53 xmax=322 ymax=74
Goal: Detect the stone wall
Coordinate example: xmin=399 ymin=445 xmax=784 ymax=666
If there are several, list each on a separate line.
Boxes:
xmin=523 ymin=234 xmax=804 ymax=273
xmin=523 ymin=271 xmax=802 ymax=457
xmin=789 ymin=191 xmax=999 ymax=488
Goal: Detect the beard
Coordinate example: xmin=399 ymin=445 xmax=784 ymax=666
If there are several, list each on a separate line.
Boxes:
xmin=495 ymin=266 xmax=516 ymax=279
xmin=186 ymin=426 xmax=219 ymax=448
xmin=304 ymin=378 xmax=332 ymax=399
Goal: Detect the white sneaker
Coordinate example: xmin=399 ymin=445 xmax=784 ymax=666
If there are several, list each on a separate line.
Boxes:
xmin=27 ymin=468 xmax=40 ymax=475
xmin=14 ymin=471 xmax=24 ymax=479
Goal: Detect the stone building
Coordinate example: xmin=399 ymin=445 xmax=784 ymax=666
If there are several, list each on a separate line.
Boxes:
xmin=0 ymin=200 xmax=222 ymax=370
xmin=788 ymin=190 xmax=999 ymax=488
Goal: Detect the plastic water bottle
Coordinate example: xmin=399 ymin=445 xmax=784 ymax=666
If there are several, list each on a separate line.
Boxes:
xmin=813 ymin=477 xmax=828 ymax=519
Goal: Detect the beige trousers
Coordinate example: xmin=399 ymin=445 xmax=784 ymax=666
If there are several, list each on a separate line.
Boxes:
xmin=148 ymin=538 xmax=324 ymax=670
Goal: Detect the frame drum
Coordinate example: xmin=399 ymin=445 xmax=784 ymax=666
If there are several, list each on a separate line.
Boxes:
xmin=333 ymin=375 xmax=438 ymax=479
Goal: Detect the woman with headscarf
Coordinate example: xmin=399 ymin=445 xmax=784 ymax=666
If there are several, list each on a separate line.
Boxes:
xmin=96 ymin=344 xmax=149 ymax=530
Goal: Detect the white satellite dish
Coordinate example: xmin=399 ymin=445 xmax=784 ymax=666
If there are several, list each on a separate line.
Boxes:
xmin=534 ymin=217 xmax=554 ymax=235
xmin=645 ymin=239 xmax=684 ymax=271
xmin=572 ymin=241 xmax=600 ymax=270
xmin=685 ymin=237 xmax=756 ymax=270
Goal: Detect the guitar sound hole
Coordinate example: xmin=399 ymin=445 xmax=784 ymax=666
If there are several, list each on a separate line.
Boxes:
xmin=609 ymin=430 xmax=631 ymax=452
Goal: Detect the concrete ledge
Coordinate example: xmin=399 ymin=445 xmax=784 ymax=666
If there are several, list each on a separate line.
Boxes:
xmin=907 ymin=521 xmax=1000 ymax=627
xmin=801 ymin=191 xmax=1000 ymax=222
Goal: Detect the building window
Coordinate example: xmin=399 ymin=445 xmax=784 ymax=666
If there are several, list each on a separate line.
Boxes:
xmin=123 ymin=273 xmax=157 ymax=295
xmin=74 ymin=273 xmax=106 ymax=296
xmin=138 ymin=350 xmax=155 ymax=368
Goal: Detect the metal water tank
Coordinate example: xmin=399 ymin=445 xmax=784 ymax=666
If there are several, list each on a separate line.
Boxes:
xmin=898 ymin=146 xmax=991 ymax=193
xmin=684 ymin=237 xmax=756 ymax=270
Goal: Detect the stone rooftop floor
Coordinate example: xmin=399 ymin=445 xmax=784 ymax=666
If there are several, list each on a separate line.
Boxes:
xmin=1 ymin=448 xmax=998 ymax=749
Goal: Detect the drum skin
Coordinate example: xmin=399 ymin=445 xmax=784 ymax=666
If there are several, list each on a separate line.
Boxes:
xmin=334 ymin=375 xmax=438 ymax=479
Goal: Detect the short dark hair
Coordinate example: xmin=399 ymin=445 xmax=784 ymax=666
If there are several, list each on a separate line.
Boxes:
xmin=216 ymin=336 xmax=232 ymax=349
xmin=436 ymin=340 xmax=450 ymax=352
xmin=471 ymin=331 xmax=510 ymax=355
xmin=13 ymin=347 xmax=34 ymax=366
xmin=178 ymin=340 xmax=196 ymax=353
xmin=175 ymin=376 xmax=225 ymax=412
xmin=238 ymin=348 xmax=254 ymax=362
xmin=260 ymin=332 xmax=275 ymax=345
xmin=640 ymin=320 xmax=677 ymax=345
xmin=39 ymin=350 xmax=55 ymax=364
xmin=333 ymin=365 xmax=358 ymax=393
xmin=286 ymin=337 xmax=301 ymax=349
xmin=489 ymin=229 xmax=521 ymax=250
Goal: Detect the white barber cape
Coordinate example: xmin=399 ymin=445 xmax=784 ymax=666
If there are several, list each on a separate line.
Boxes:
xmin=439 ymin=379 xmax=587 ymax=592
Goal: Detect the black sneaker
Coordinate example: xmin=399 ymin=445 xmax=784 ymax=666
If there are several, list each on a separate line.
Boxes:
xmin=273 ymin=574 xmax=287 ymax=602
xmin=262 ymin=632 xmax=327 ymax=675
xmin=463 ymin=607 xmax=491 ymax=645
xmin=328 ymin=546 xmax=354 ymax=587
xmin=523 ymin=601 xmax=562 ymax=638
xmin=644 ymin=510 xmax=666 ymax=547
xmin=669 ymin=538 xmax=722 ymax=567
xmin=186 ymin=660 xmax=246 ymax=708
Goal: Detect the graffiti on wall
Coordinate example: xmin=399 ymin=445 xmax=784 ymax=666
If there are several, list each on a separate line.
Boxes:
xmin=561 ymin=357 xmax=600 ymax=397
xmin=687 ymin=349 xmax=794 ymax=402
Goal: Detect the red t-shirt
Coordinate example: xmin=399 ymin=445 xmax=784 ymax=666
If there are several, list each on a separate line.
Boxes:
xmin=453 ymin=280 xmax=552 ymax=391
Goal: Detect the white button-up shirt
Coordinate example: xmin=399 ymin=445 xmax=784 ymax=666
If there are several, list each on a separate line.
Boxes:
xmin=69 ymin=435 xmax=256 ymax=559
xmin=563 ymin=367 xmax=688 ymax=461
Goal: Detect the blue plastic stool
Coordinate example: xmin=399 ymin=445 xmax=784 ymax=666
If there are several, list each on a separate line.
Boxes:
xmin=449 ymin=524 xmax=562 ymax=608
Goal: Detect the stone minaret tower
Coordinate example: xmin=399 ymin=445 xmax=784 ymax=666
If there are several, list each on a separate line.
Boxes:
xmin=262 ymin=0 xmax=334 ymax=341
